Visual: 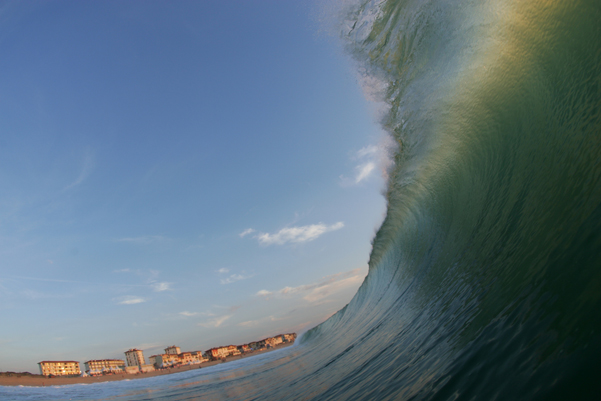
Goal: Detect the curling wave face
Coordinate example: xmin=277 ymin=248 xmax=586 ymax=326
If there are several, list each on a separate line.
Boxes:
xmin=299 ymin=0 xmax=601 ymax=399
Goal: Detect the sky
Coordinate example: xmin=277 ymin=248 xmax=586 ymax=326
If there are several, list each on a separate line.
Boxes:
xmin=0 ymin=0 xmax=388 ymax=372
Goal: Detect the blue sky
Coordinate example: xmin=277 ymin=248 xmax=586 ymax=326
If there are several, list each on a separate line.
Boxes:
xmin=0 ymin=0 xmax=387 ymax=372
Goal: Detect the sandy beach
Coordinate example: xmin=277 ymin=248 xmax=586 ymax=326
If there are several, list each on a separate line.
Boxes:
xmin=0 ymin=342 xmax=294 ymax=387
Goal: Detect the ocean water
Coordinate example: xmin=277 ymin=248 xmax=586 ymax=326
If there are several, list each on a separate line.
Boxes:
xmin=3 ymin=0 xmax=601 ymax=399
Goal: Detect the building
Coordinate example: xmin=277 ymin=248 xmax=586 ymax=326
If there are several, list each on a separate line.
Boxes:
xmin=38 ymin=361 xmax=81 ymax=376
xmin=124 ymin=366 xmax=139 ymax=374
xmin=191 ymin=351 xmax=209 ymax=363
xmin=165 ymin=345 xmax=181 ymax=355
xmin=84 ymin=359 xmax=125 ymax=375
xmin=207 ymin=345 xmax=241 ymax=360
xmin=207 ymin=347 xmax=228 ymax=360
xmin=124 ymin=349 xmax=145 ymax=367
xmin=238 ymin=344 xmax=251 ymax=353
xmin=153 ymin=353 xmax=179 ymax=368
xmin=140 ymin=364 xmax=155 ymax=373
xmin=148 ymin=355 xmax=158 ymax=367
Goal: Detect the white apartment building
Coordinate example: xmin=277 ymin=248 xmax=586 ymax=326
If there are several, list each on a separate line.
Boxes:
xmin=38 ymin=361 xmax=81 ymax=376
xmin=84 ymin=359 xmax=125 ymax=374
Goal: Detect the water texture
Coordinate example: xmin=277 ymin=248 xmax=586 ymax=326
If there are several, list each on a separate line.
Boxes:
xmin=2 ymin=0 xmax=600 ymax=399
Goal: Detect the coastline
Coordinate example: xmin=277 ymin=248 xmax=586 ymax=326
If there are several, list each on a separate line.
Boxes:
xmin=0 ymin=342 xmax=294 ymax=388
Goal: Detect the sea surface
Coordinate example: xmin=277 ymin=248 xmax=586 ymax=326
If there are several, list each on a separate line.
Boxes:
xmin=2 ymin=0 xmax=601 ymax=399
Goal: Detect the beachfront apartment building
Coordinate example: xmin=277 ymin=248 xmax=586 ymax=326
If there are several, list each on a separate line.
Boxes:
xmin=264 ymin=336 xmax=283 ymax=348
xmin=208 ymin=345 xmax=241 ymax=360
xmin=84 ymin=359 xmax=125 ymax=374
xmin=124 ymin=349 xmax=145 ymax=367
xmin=207 ymin=347 xmax=228 ymax=360
xmin=151 ymin=350 xmax=208 ymax=368
xmin=153 ymin=353 xmax=179 ymax=368
xmin=38 ymin=361 xmax=81 ymax=376
xmin=165 ymin=345 xmax=181 ymax=355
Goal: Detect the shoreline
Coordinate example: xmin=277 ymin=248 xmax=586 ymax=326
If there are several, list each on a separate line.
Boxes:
xmin=0 ymin=342 xmax=294 ymax=388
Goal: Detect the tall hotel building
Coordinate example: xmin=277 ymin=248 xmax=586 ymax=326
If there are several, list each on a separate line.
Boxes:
xmin=124 ymin=349 xmax=145 ymax=367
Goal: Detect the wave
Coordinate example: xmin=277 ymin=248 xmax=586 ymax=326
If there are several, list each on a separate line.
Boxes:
xmin=300 ymin=0 xmax=601 ymax=399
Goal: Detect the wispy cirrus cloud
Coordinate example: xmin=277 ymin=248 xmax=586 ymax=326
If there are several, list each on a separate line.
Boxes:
xmin=114 ymin=295 xmax=146 ymax=305
xmin=256 ymin=268 xmax=365 ymax=303
xmin=220 ymin=274 xmax=250 ymax=285
xmin=198 ymin=315 xmax=231 ymax=328
xmin=64 ymin=148 xmax=94 ymax=190
xmin=115 ymin=235 xmax=169 ymax=244
xmin=179 ymin=310 xmax=216 ymax=318
xmin=239 ymin=228 xmax=255 ymax=238
xmin=251 ymin=222 xmax=344 ymax=246
xmin=355 ymin=162 xmax=376 ymax=184
xmin=217 ymin=268 xmax=251 ymax=284
xmin=151 ymin=282 xmax=172 ymax=292
xmin=238 ymin=315 xmax=285 ymax=328
xmin=340 ymin=143 xmax=391 ymax=186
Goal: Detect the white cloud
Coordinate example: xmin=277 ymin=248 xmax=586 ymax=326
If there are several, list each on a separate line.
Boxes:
xmin=217 ymin=268 xmax=229 ymax=274
xmin=340 ymin=142 xmax=392 ymax=186
xmin=256 ymin=222 xmax=344 ymax=246
xmin=355 ymin=162 xmax=376 ymax=183
xmin=151 ymin=282 xmax=172 ymax=292
xmin=64 ymin=148 xmax=94 ymax=190
xmin=179 ymin=311 xmax=198 ymax=317
xmin=356 ymin=145 xmax=378 ymax=158
xmin=303 ymin=275 xmax=364 ymax=303
xmin=115 ymin=296 xmax=146 ymax=305
xmin=239 ymin=228 xmax=255 ymax=238
xmin=198 ymin=315 xmax=231 ymax=328
xmin=115 ymin=235 xmax=169 ymax=244
xmin=238 ymin=315 xmax=284 ymax=327
xmin=256 ymin=268 xmax=366 ymax=304
xmin=221 ymin=274 xmax=249 ymax=285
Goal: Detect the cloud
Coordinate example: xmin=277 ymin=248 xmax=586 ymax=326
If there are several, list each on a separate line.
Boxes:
xmin=115 ymin=296 xmax=146 ymax=305
xmin=256 ymin=222 xmax=344 ymax=246
xmin=238 ymin=315 xmax=284 ymax=328
xmin=220 ymin=274 xmax=250 ymax=285
xmin=340 ymin=143 xmax=391 ymax=186
xmin=303 ymin=275 xmax=364 ymax=303
xmin=256 ymin=268 xmax=366 ymax=304
xmin=356 ymin=145 xmax=378 ymax=158
xmin=217 ymin=268 xmax=229 ymax=274
xmin=355 ymin=162 xmax=376 ymax=183
xmin=64 ymin=148 xmax=94 ymax=190
xmin=179 ymin=311 xmax=198 ymax=317
xmin=198 ymin=315 xmax=231 ymax=328
xmin=115 ymin=235 xmax=169 ymax=244
xmin=151 ymin=282 xmax=172 ymax=292
xmin=113 ymin=268 xmax=131 ymax=273
xmin=239 ymin=228 xmax=255 ymax=238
